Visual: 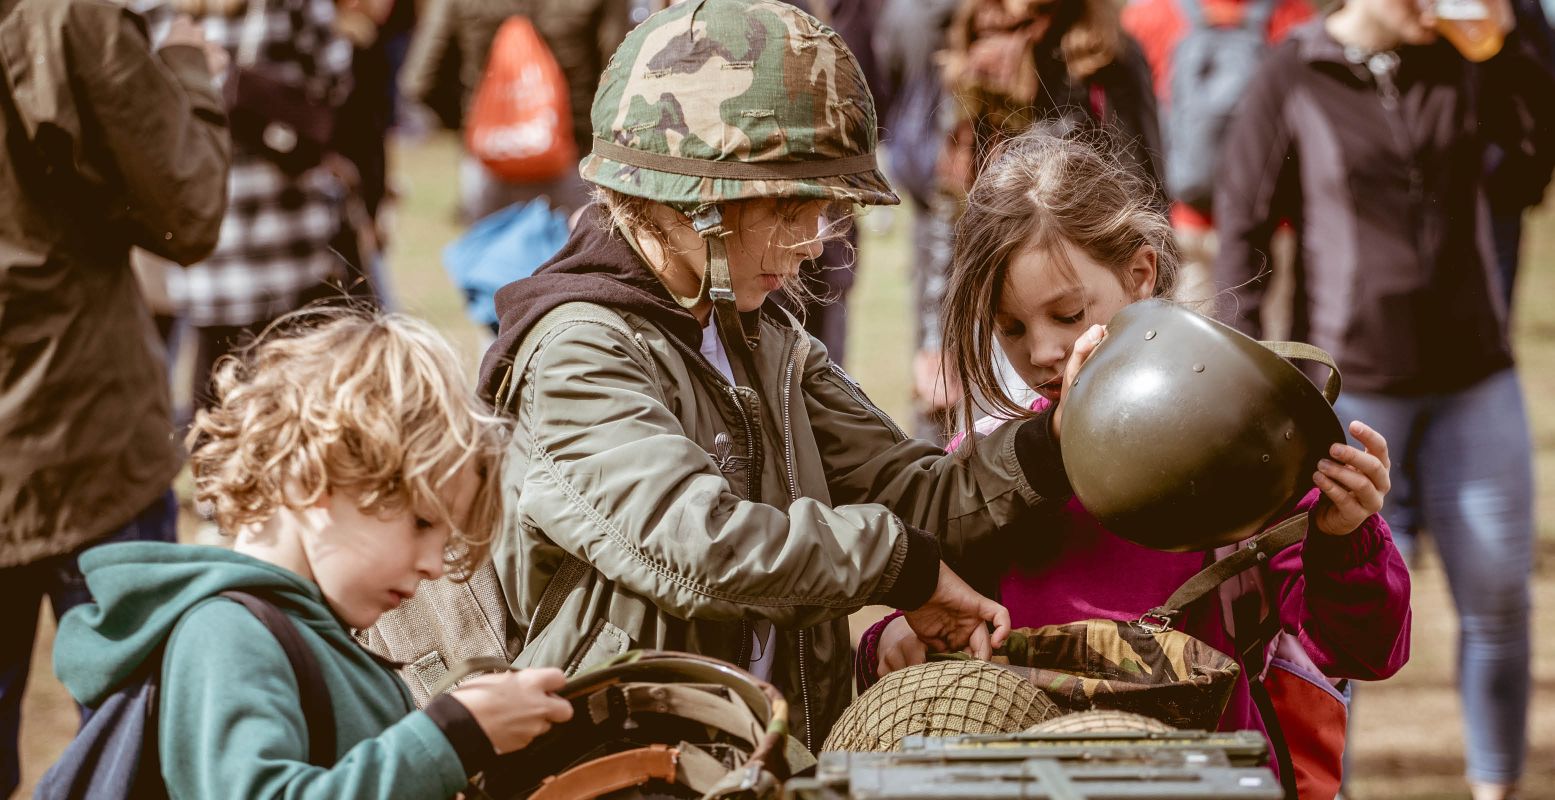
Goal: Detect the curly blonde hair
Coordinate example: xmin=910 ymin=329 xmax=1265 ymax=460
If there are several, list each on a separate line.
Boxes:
xmin=188 ymin=308 xmax=508 ymax=579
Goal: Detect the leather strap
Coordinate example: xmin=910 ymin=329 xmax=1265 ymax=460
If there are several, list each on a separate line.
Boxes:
xmin=219 ymin=591 xmax=336 ymax=766
xmin=428 ymin=655 xmax=517 ymax=696
xmin=528 ymin=744 xmax=679 ymax=800
xmin=690 ymin=205 xmax=759 ymax=355
xmin=1259 ymin=340 xmax=1342 ymax=404
xmin=1137 ymin=513 xmax=1309 ymax=632
xmin=590 ymin=138 xmax=877 ymax=181
xmin=600 ymin=683 xmax=765 ymax=745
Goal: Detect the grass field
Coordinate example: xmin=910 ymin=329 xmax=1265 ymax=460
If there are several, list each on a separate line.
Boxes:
xmin=15 ymin=131 xmax=1555 ymax=797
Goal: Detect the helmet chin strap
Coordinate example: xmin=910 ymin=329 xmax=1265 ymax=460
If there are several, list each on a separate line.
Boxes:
xmin=690 ymin=205 xmax=759 ymax=354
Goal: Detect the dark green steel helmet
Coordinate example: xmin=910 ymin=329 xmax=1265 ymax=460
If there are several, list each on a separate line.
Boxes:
xmin=1059 ymin=300 xmax=1345 ymax=552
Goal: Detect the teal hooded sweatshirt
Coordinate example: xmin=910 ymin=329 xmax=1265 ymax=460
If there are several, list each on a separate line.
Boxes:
xmin=53 ymin=542 xmax=484 ymax=799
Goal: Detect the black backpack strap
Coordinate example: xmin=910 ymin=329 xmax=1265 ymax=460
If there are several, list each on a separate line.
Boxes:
xmin=219 ymin=591 xmax=338 ymax=767
xmin=1233 ymin=592 xmax=1299 ymax=800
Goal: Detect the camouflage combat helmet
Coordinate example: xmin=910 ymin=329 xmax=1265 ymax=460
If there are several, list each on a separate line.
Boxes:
xmin=582 ymin=0 xmax=899 ymax=352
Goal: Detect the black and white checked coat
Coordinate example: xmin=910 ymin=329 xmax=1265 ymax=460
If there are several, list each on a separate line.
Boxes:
xmin=171 ymin=0 xmax=354 ymax=327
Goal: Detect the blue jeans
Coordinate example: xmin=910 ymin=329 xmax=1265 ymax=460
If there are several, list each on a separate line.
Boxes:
xmin=1334 ymin=369 xmax=1534 ymax=785
xmin=0 ymin=491 xmax=177 ymax=796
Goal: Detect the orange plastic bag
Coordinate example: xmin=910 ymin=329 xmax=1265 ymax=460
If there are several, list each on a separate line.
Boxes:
xmin=465 ymin=16 xmax=577 ymax=183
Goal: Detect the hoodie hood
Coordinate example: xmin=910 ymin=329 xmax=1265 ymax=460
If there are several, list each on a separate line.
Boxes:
xmin=477 ymin=205 xmax=704 ymax=400
xmin=54 ymin=542 xmax=333 ymax=706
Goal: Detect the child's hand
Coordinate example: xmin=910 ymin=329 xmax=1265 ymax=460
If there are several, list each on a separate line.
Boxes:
xmin=1051 ymin=324 xmax=1107 ymax=441
xmin=902 ymin=562 xmax=1010 ymax=659
xmin=877 ymin=615 xmax=929 ymax=676
xmin=450 ymin=667 xmax=574 ymax=755
xmin=1312 ymin=420 xmax=1392 ymax=536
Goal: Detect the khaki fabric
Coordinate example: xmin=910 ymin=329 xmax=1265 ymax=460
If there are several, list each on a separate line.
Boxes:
xmin=496 ymin=301 xmax=1045 ymax=749
xmin=939 ymin=621 xmax=1242 ymax=731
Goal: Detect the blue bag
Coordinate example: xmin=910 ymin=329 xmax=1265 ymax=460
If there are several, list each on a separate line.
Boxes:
xmin=443 ymin=200 xmax=570 ymax=328
xmin=36 ymin=591 xmax=335 ymax=800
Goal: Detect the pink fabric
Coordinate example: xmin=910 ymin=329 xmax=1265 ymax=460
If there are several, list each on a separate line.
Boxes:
xmin=864 ymin=402 xmax=1412 ymax=744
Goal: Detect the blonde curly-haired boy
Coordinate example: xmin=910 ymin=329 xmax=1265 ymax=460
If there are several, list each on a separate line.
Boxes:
xmin=52 ymin=309 xmax=572 ymax=798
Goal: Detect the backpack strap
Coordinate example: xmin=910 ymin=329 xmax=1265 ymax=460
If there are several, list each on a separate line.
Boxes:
xmin=1135 ymin=512 xmax=1308 ymax=633
xmin=219 ymin=591 xmax=337 ymax=767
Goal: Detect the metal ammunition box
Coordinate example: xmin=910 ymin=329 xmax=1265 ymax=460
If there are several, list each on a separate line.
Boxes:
xmin=785 ymin=730 xmax=1282 ymax=799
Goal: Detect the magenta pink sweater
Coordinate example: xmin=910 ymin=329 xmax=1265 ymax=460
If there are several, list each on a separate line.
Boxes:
xmin=855 ymin=413 xmax=1412 ymax=743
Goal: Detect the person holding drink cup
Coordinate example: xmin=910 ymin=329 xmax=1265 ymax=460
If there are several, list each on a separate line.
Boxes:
xmin=1212 ymin=0 xmax=1555 ymax=792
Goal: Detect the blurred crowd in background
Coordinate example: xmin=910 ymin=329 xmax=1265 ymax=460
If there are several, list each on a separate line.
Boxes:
xmin=2 ymin=0 xmax=1551 ymax=796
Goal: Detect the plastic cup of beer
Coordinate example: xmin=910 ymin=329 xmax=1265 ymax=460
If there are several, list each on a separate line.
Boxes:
xmin=1434 ymin=0 xmax=1504 ymax=61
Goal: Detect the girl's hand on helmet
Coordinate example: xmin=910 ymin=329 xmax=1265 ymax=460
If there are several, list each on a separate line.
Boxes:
xmin=902 ymin=562 xmax=1010 ymax=659
xmin=450 ymin=667 xmax=574 ymax=755
xmin=1051 ymin=324 xmax=1108 ymax=442
xmin=1312 ymin=421 xmax=1392 ymax=536
xmin=877 ymin=615 xmax=929 ymax=676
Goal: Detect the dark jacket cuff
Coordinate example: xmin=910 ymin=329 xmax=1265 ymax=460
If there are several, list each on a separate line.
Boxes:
xmin=880 ymin=523 xmax=941 ymax=611
xmin=1014 ymin=407 xmax=1074 ymax=501
xmin=425 ymin=693 xmax=498 ymax=775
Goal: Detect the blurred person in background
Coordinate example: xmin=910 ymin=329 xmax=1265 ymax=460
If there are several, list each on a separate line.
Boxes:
xmin=874 ymin=0 xmax=962 ymax=439
xmin=332 ymin=0 xmax=405 ymax=309
xmin=1213 ymin=0 xmax=1555 ymax=792
xmin=1121 ymin=0 xmax=1313 ymax=332
xmin=911 ymin=0 xmax=1166 ymax=439
xmin=1486 ymin=0 xmax=1554 ymax=320
xmin=0 ymin=0 xmax=230 ymax=792
xmin=401 ymin=0 xmax=631 ymax=221
xmin=176 ymin=0 xmax=355 ymax=414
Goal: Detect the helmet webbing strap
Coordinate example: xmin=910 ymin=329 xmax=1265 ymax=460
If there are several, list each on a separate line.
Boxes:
xmin=592 ymin=138 xmax=878 ymax=181
xmin=691 ymin=205 xmax=758 ymax=354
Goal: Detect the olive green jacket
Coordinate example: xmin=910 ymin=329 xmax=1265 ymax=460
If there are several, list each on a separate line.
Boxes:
xmin=492 ymin=301 xmax=1046 ymax=749
xmin=0 ymin=0 xmax=229 ymax=567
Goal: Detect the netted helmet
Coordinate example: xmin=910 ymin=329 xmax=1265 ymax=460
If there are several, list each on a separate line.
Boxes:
xmin=823 ymin=660 xmax=1062 ymax=752
xmin=582 ymin=0 xmax=899 ymax=211
xmin=1025 ymin=710 xmax=1177 ymax=735
xmin=1060 ymin=299 xmax=1346 ymax=552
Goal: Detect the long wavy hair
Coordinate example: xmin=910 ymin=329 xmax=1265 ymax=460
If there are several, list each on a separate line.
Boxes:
xmin=940 ymin=128 xmax=1179 ymax=439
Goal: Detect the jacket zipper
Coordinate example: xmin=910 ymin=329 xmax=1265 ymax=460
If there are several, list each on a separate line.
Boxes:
xmin=797 ymin=626 xmax=814 ymax=752
xmin=828 ymin=363 xmax=908 ymax=441
xmin=781 ymin=334 xmax=815 ymax=752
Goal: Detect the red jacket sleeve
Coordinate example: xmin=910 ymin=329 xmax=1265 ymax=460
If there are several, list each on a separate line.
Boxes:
xmin=1267 ymin=491 xmax=1412 ymax=680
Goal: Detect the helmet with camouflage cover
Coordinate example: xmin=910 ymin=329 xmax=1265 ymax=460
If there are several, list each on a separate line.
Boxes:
xmin=582 ymin=0 xmax=900 ymax=210
xmin=583 ymin=0 xmax=899 ymax=353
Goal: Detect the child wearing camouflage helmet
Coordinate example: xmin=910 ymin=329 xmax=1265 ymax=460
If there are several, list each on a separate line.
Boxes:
xmin=472 ymin=0 xmax=1099 ymax=750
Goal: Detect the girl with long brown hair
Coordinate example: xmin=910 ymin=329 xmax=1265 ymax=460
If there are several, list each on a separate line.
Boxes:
xmin=856 ymin=129 xmax=1410 ymax=796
